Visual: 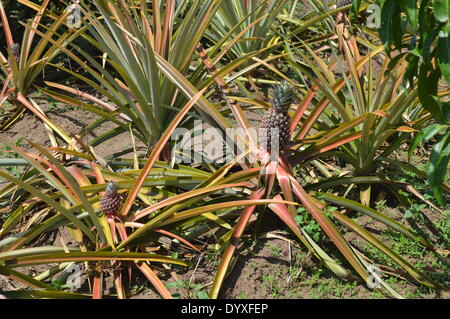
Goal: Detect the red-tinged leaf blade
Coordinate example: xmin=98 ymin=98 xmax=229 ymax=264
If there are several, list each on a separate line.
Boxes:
xmin=2 ymin=252 xmax=188 ymax=267
xmin=318 ymin=193 xmax=433 ymax=248
xmin=268 ymin=199 xmax=349 ymax=278
xmin=0 ymin=171 xmax=96 ymax=246
xmin=131 ymin=182 xmax=251 ymax=221
xmin=210 ymin=188 xmax=265 ymax=299
xmin=262 ymin=159 xmax=278 ymax=197
xmin=28 ymin=141 xmax=109 ymax=246
xmin=0 ymin=265 xmax=54 ymax=290
xmin=114 ymin=270 xmax=126 ymax=299
xmin=331 ymin=210 xmax=441 ymax=289
xmin=289 ymin=176 xmax=369 ymax=281
xmin=276 ymin=166 xmax=296 ymax=216
xmin=92 ymin=267 xmax=103 ymax=299
xmin=290 ymin=88 xmax=317 ymax=134
xmin=153 ymin=229 xmax=202 ymax=254
xmin=156 ymin=199 xmax=298 ymax=227
xmin=16 ymin=94 xmax=72 ymax=144
xmin=135 ymin=261 xmax=172 ymax=299
xmin=118 ymin=197 xmax=297 ymax=250
xmin=0 ymin=1 xmax=14 ymax=47
xmin=0 ymin=290 xmax=91 ymax=299
xmin=121 ymin=87 xmax=208 ymax=218
xmin=293 ymin=132 xmax=362 ymax=164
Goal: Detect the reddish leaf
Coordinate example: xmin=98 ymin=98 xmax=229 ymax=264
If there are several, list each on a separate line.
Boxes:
xmin=121 ymin=87 xmax=207 ymax=218
xmin=210 ymin=188 xmax=265 ymax=298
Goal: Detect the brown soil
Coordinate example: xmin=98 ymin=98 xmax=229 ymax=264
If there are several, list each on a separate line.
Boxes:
xmin=0 ymin=98 xmax=144 ymax=158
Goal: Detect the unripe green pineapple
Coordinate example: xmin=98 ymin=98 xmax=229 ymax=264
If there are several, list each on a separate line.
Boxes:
xmin=337 ymin=0 xmax=352 ymax=8
xmin=101 ymin=182 xmax=121 ymax=216
xmin=258 ymin=82 xmax=294 ymax=153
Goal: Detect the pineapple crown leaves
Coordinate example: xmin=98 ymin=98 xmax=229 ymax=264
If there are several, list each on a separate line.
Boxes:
xmin=271 ymin=81 xmax=295 ymax=112
xmin=105 ymin=181 xmax=118 ymax=195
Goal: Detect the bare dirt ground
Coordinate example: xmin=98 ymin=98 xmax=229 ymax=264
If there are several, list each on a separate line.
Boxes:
xmin=0 ymin=97 xmax=142 ymax=158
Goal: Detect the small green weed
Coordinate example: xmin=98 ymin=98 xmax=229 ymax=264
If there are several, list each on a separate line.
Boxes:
xmin=167 ymin=279 xmax=209 ymax=299
xmin=295 ymin=207 xmax=322 ymax=242
xmin=267 ymin=243 xmax=282 ymax=257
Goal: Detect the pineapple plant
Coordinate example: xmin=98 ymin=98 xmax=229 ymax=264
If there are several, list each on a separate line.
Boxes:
xmin=258 ymin=82 xmax=295 ymax=153
xmin=101 ymin=181 xmax=121 ymax=216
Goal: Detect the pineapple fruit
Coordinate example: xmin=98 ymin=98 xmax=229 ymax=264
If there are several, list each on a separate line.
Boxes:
xmin=258 ymin=82 xmax=294 ymax=153
xmin=101 ymin=181 xmax=121 ymax=216
xmin=337 ymin=0 xmax=353 ymax=8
